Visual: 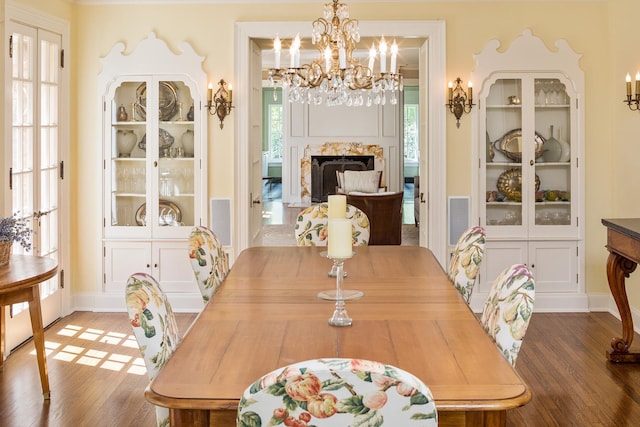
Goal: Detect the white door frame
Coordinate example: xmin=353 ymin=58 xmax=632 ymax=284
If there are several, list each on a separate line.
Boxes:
xmin=234 ymin=21 xmax=447 ymax=266
xmin=2 ymin=1 xmax=72 ymax=350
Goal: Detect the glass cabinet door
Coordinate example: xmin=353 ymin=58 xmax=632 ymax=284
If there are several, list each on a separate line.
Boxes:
xmin=107 ymin=78 xmax=197 ymax=235
xmin=153 ymin=80 xmax=196 ymax=230
xmin=484 ymin=78 xmax=524 ymax=230
xmin=533 ymin=77 xmax=572 ymax=228
xmin=110 ymin=79 xmax=147 ymax=229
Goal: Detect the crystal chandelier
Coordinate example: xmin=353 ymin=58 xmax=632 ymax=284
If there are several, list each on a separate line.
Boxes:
xmin=267 ymin=0 xmax=403 ymax=107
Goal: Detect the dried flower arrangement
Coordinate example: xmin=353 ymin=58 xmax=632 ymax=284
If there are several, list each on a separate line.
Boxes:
xmin=0 ymin=213 xmax=32 ymax=262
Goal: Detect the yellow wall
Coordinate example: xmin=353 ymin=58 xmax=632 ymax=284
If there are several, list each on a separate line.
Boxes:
xmin=15 ymin=1 xmax=640 ymax=310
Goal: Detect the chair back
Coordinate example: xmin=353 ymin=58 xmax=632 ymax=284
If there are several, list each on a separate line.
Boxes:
xmin=480 ymin=264 xmax=535 ymax=367
xmin=295 ymin=203 xmax=370 ymax=246
xmin=448 ymin=226 xmax=486 ymax=303
xmin=189 ymin=226 xmax=230 ymax=302
xmin=346 ymin=191 xmax=404 ymax=245
xmin=237 ymin=358 xmax=437 ymax=427
xmin=125 ymin=272 xmax=180 ymax=427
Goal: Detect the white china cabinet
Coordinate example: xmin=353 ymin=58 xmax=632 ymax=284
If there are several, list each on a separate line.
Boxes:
xmin=472 ymin=30 xmax=586 ymax=310
xmin=98 ymin=33 xmax=207 ymax=300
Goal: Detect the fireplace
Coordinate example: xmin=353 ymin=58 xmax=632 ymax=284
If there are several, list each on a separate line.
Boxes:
xmin=300 ymin=143 xmax=384 ymax=205
xmin=311 ymin=155 xmax=374 ymax=202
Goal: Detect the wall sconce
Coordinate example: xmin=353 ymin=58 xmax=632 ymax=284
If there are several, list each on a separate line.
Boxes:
xmin=447 ymin=77 xmax=474 ymax=128
xmin=624 ymin=72 xmax=640 ymax=111
xmin=207 ymin=79 xmax=233 ymax=129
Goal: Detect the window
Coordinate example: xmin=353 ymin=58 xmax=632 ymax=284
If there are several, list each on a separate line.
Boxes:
xmin=263 ymin=88 xmax=283 ymax=162
xmin=404 ymin=103 xmax=419 ymax=162
xmin=268 ymin=104 xmax=283 ymax=160
xmin=403 ymin=86 xmax=420 ymax=162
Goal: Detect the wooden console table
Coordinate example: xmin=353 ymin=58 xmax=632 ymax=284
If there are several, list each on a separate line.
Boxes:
xmin=602 ymin=218 xmax=640 ymax=362
xmin=0 ymin=255 xmax=58 ymax=397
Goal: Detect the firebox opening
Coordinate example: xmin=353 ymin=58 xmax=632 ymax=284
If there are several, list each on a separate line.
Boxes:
xmin=311 ymin=155 xmax=375 ymax=202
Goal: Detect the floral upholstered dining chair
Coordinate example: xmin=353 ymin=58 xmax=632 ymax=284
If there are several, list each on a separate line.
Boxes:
xmin=237 ymin=358 xmax=438 ymax=427
xmin=188 ymin=225 xmax=230 ymax=303
xmin=294 ymin=203 xmax=370 ymax=246
xmin=448 ymin=225 xmax=486 ymax=303
xmin=125 ymin=273 xmax=180 ymax=427
xmin=480 ymin=264 xmax=535 ymax=367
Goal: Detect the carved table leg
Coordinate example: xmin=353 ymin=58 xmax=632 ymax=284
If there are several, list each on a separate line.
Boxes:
xmin=605 ymin=251 xmax=640 ymax=362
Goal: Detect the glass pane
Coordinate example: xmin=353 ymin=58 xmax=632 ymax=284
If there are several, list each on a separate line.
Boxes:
xmin=485 ymin=78 xmax=523 ymax=227
xmin=404 ymin=104 xmax=419 ymax=161
xmin=268 ymin=104 xmax=283 ymax=160
xmin=112 ymin=80 xmax=146 ymax=227
xmin=534 ymin=78 xmax=571 ymax=226
xmin=156 ymin=81 xmax=194 ymax=227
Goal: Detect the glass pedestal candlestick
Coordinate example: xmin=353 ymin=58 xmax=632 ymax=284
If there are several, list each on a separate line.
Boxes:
xmin=318 ymin=254 xmax=363 ymax=327
xmin=328 ymin=259 xmax=347 ymax=278
xmin=318 ymin=252 xmax=363 ymax=301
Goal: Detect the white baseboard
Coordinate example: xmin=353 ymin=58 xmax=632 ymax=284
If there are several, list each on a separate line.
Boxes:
xmin=72 ymin=292 xmax=204 ymax=313
xmin=469 ymin=292 xmax=590 ymax=313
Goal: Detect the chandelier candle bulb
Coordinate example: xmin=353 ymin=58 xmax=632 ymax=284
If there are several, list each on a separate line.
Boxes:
xmin=328 ymin=194 xmax=347 ymax=219
xmin=368 ymin=44 xmax=376 ymax=71
xmin=635 ymin=72 xmax=640 ymax=97
xmin=339 ymin=47 xmax=346 ymax=69
xmin=325 ymin=46 xmax=332 ymax=71
xmin=207 ymin=83 xmax=213 ymax=103
xmin=274 ymin=36 xmax=281 ymax=69
xmin=328 ymin=218 xmax=352 ymax=258
xmin=390 ymin=41 xmax=398 ymax=74
xmin=468 ymin=81 xmax=473 ymax=102
xmin=379 ymin=37 xmax=387 ymax=73
xmin=448 ymin=81 xmax=453 ymax=100
xmin=228 ymin=84 xmax=233 ymax=103
xmin=626 ymin=74 xmax=632 ymax=97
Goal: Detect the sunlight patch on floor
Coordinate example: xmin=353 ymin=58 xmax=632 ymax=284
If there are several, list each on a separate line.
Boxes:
xmin=28 ymin=323 xmax=147 ymax=376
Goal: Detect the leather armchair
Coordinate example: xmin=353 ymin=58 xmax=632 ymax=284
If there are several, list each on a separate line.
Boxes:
xmin=346 ymin=191 xmax=404 ymax=245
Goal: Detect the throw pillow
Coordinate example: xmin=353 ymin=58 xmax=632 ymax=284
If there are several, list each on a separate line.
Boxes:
xmin=342 ymin=170 xmax=381 ymax=194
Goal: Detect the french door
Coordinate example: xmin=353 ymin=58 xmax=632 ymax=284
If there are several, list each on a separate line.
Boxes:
xmin=4 ymin=21 xmax=64 ymax=353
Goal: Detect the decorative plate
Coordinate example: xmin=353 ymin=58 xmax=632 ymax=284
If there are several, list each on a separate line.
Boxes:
xmin=493 ymin=129 xmax=546 ymax=162
xmin=497 ymin=168 xmax=540 ymax=201
xmin=135 ymin=199 xmax=182 ymax=226
xmin=135 ymin=81 xmax=179 ymax=121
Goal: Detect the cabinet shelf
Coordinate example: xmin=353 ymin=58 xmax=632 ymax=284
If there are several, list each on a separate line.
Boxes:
xmin=113 ymin=121 xmax=146 ymax=126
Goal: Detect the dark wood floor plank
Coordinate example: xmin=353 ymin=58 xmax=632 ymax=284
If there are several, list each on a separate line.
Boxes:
xmin=1 ymin=311 xmax=639 ymax=426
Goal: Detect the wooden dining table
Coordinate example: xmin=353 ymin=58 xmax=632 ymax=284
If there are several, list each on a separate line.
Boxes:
xmin=146 ymin=246 xmax=531 ymax=426
xmin=0 ymin=254 xmax=58 ymax=399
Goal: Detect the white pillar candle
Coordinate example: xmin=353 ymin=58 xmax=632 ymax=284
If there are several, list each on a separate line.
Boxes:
xmin=328 ymin=195 xmax=346 ymax=219
xmin=328 ymin=218 xmax=352 ymax=258
xmin=339 ymin=47 xmax=346 ymax=69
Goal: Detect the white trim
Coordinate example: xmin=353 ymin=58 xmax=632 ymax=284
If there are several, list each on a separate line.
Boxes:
xmin=470 ymin=291 xmax=590 ymax=313
xmin=73 ymin=292 xmax=203 ymax=313
xmin=235 ymin=20 xmax=447 ymax=266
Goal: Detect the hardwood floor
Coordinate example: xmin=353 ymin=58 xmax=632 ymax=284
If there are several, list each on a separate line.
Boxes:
xmin=1 ymin=311 xmax=640 ymax=426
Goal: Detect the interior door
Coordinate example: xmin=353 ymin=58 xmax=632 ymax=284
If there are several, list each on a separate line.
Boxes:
xmin=249 ymin=40 xmax=264 ymax=244
xmin=4 ymin=23 xmax=63 ymax=352
xmin=418 ymin=39 xmax=429 ymax=247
